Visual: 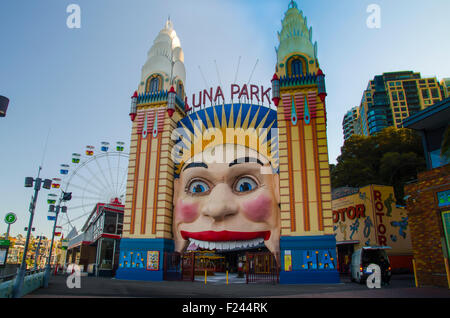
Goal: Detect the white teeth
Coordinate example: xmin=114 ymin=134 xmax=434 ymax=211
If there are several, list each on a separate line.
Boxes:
xmin=188 ymin=238 xmax=264 ymax=251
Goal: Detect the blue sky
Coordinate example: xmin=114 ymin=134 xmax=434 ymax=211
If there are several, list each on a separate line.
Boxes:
xmin=1 ymin=0 xmax=449 ymax=238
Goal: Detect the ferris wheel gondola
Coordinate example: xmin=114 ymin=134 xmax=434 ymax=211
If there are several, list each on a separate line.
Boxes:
xmin=47 ymin=141 xmax=129 ymax=236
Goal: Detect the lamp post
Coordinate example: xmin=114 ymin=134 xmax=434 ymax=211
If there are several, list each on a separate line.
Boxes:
xmin=34 ymin=235 xmax=43 ymax=270
xmin=12 ymin=167 xmax=52 ymax=298
xmin=43 ymin=191 xmax=70 ymax=287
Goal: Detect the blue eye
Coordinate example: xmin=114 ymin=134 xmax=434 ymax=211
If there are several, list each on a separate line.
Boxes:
xmin=188 ymin=180 xmax=209 ymax=194
xmin=235 ymin=177 xmax=258 ymax=193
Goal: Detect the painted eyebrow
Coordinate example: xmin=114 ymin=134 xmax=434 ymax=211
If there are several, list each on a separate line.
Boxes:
xmin=183 ymin=162 xmax=209 ymax=171
xmin=229 ymin=157 xmax=264 ymax=167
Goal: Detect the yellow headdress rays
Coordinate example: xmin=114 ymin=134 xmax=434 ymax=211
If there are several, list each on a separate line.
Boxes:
xmin=172 ymin=104 xmax=279 ymax=177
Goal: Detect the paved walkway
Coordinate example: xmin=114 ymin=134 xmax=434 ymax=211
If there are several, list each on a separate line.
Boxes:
xmin=25 ymin=274 xmax=450 ymax=298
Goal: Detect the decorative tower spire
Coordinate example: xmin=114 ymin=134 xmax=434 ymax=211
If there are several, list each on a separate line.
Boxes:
xmin=274 ymin=1 xmax=338 ymax=284
xmin=276 ymin=1 xmax=318 ymax=71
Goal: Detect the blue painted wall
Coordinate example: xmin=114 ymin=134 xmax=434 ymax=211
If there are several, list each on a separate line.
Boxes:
xmin=115 ymin=238 xmax=174 ymax=281
xmin=279 ymin=235 xmax=340 ymax=284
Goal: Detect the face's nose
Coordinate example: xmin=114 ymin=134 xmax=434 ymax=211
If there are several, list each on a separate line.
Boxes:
xmin=201 ymin=183 xmax=238 ymax=222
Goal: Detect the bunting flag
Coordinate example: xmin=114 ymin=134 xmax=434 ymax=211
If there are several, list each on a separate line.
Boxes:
xmin=55 ymin=232 xmax=61 ymax=237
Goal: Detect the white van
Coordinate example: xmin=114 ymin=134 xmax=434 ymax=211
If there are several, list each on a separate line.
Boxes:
xmin=351 ymin=246 xmax=392 ymax=284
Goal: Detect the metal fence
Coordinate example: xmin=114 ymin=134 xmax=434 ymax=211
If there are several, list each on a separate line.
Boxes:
xmin=245 ymin=252 xmax=279 ymax=284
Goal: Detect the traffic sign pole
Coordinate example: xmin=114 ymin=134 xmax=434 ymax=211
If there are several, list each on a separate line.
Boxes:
xmin=6 ymin=224 xmax=10 ymax=240
xmin=2 ymin=212 xmax=16 ymax=266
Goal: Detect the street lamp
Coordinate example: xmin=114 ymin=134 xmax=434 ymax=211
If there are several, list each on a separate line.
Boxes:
xmin=34 ymin=235 xmax=43 ymax=270
xmin=43 ymin=190 xmax=71 ymax=288
xmin=12 ymin=166 xmax=52 ymax=298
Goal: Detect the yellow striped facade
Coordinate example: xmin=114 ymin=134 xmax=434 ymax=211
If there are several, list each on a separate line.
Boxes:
xmin=123 ymin=101 xmax=182 ymax=240
xmin=277 ymin=86 xmax=333 ymax=238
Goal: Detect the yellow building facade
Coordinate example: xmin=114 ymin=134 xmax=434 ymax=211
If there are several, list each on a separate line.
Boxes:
xmin=332 ymin=185 xmax=413 ymax=273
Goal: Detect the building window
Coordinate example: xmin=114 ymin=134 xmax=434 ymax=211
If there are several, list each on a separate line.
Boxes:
xmin=291 ymin=59 xmax=303 ymax=77
xmin=399 ymin=91 xmax=405 ymax=100
xmin=103 ymin=212 xmax=117 ymax=234
xmin=391 ymin=92 xmax=398 ymax=101
xmin=176 ymin=81 xmax=184 ymax=100
xmin=146 ymin=75 xmax=161 ymax=93
xmin=422 ymin=89 xmax=429 ymax=99
xmin=431 ymin=88 xmax=439 ymax=99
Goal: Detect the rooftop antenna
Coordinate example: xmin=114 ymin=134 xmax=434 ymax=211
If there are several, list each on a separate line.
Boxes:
xmin=39 ymin=127 xmax=52 ymax=171
xmin=234 ymin=56 xmax=241 ymax=84
xmin=232 ymin=56 xmax=242 ymax=103
xmin=214 ymin=60 xmax=223 ymax=105
xmin=247 ymin=58 xmax=259 ymax=86
xmin=245 ymin=59 xmax=259 ymax=105
xmin=214 ymin=60 xmax=222 ymax=87
xmin=198 ymin=66 xmax=209 ymax=109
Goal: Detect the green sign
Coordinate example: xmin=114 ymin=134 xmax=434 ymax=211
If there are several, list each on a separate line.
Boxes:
xmin=4 ymin=212 xmax=17 ymax=225
xmin=0 ymin=240 xmax=10 ymax=247
xmin=437 ymin=190 xmax=450 ymax=207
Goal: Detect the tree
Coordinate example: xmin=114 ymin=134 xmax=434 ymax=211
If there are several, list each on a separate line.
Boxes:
xmin=331 ymin=127 xmax=426 ymax=204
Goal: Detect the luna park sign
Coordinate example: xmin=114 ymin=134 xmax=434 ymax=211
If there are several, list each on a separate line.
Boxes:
xmin=184 ymin=84 xmax=272 ymax=112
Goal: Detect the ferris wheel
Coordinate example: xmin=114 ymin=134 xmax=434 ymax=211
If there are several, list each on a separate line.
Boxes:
xmin=47 ymin=141 xmax=129 ymax=236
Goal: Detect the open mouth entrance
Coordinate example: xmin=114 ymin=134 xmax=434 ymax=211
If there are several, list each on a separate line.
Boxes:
xmin=163 ymin=244 xmax=278 ymax=284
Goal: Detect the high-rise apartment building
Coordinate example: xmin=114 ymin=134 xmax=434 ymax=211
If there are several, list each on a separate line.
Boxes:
xmin=342 ymin=107 xmax=359 ymax=140
xmin=344 ymin=71 xmax=446 ymax=139
xmin=441 ymin=78 xmax=450 ymax=98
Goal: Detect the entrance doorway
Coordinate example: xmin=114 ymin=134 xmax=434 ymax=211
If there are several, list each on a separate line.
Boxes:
xmin=163 ymin=247 xmax=279 ymax=284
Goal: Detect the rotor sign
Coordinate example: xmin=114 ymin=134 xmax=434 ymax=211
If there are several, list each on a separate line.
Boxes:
xmin=4 ymin=212 xmax=17 ymax=225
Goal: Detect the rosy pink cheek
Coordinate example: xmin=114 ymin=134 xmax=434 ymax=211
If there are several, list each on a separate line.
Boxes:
xmin=242 ymin=194 xmax=272 ymax=222
xmin=175 ymin=199 xmax=199 ymax=223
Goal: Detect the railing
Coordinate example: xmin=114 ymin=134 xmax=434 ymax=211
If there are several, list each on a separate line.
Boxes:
xmin=0 ymin=268 xmax=47 ymax=298
xmin=245 ymin=252 xmax=279 ymax=284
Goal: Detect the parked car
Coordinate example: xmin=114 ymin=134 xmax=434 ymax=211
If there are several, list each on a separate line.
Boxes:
xmin=351 ymin=246 xmax=392 ymax=284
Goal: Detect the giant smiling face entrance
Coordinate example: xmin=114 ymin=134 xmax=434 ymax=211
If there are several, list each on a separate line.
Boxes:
xmin=172 ymin=104 xmax=280 ymax=270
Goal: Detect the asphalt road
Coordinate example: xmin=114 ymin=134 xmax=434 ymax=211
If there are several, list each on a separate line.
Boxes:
xmin=25 ymin=273 xmax=450 ymax=298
